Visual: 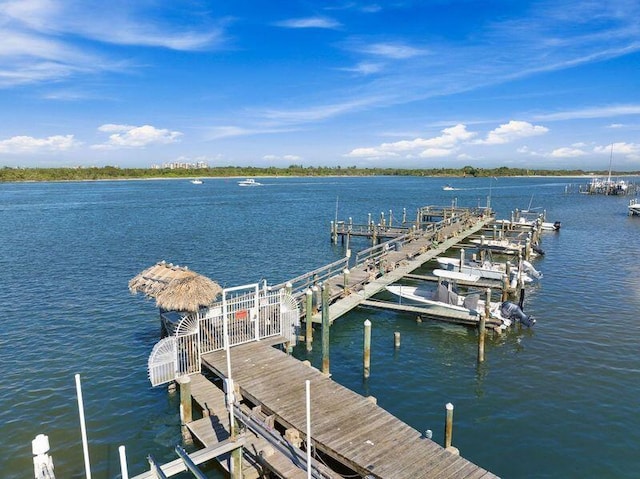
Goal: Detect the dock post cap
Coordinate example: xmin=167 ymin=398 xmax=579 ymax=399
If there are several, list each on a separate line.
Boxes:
xmin=32 ymin=434 xmax=50 ymax=455
xmin=446 ymin=402 xmax=454 ymax=410
xmin=306 ymin=288 xmax=313 ymax=296
xmin=364 ymin=319 xmax=371 ymax=326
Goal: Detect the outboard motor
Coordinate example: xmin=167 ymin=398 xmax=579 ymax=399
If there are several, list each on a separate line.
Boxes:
xmin=522 ymin=260 xmax=543 ymax=280
xmin=531 ymin=243 xmax=545 ymax=256
xmin=500 ymin=301 xmax=535 ymax=327
xmin=553 ymin=221 xmax=561 ymax=230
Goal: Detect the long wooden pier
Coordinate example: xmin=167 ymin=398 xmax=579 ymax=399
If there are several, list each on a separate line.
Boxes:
xmin=196 ymin=341 xmax=498 ymax=479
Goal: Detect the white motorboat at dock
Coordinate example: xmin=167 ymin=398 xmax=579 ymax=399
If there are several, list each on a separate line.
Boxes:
xmin=385 ymin=269 xmax=534 ymax=329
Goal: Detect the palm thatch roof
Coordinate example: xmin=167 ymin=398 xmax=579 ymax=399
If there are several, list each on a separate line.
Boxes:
xmin=129 ymin=261 xmax=222 ymax=312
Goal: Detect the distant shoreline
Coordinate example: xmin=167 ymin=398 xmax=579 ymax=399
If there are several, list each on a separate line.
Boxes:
xmin=1 ymin=165 xmax=639 ymax=183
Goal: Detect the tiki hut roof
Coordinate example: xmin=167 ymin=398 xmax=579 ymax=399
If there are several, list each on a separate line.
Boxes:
xmin=129 ymin=261 xmax=222 ymax=312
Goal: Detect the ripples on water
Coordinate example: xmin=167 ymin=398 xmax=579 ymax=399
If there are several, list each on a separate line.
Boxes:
xmin=1 ymin=176 xmax=639 ymax=478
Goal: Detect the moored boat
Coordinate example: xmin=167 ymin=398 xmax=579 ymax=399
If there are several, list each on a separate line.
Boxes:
xmin=435 ymin=255 xmax=542 ymax=284
xmin=386 ymin=269 xmax=535 ymax=328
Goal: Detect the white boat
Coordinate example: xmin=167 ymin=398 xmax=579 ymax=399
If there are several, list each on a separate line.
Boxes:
xmin=494 ymin=216 xmax=560 ymax=231
xmin=385 ymin=269 xmax=534 ymax=327
xmin=435 ymin=255 xmax=542 ymax=284
xmin=238 ymin=178 xmax=262 ymax=187
xmin=190 ymin=179 xmax=203 ymax=184
xmin=442 ymin=184 xmax=455 ymax=191
xmin=629 ymin=198 xmax=640 ymax=216
xmin=469 ymin=238 xmax=523 ymax=255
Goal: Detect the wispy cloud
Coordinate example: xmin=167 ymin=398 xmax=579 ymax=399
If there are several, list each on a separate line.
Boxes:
xmin=275 ymin=16 xmax=341 ymax=29
xmin=205 ymin=125 xmax=298 ymax=140
xmin=0 ymin=0 xmax=227 ymax=88
xmin=260 ymin=97 xmax=383 ymax=124
xmin=352 ymin=41 xmax=428 ymax=59
xmin=92 ymin=124 xmax=182 ymax=149
xmin=0 ymin=134 xmax=79 ymax=153
xmin=534 ymin=104 xmax=640 ymax=121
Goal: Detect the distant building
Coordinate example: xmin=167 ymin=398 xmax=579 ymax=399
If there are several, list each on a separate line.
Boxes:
xmin=151 ymin=161 xmax=209 ymax=169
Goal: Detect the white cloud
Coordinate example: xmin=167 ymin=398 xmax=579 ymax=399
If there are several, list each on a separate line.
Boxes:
xmin=550 ymin=147 xmax=587 ymax=158
xmin=0 ymin=134 xmax=78 ymax=153
xmin=475 ymin=120 xmax=548 ymax=145
xmin=346 ymin=124 xmax=476 ymax=159
xmin=275 ymin=17 xmax=341 ymax=29
xmin=419 ymin=148 xmax=453 ymax=158
xmin=92 ymin=124 xmax=182 ymax=149
xmin=593 ymin=142 xmax=640 ymax=159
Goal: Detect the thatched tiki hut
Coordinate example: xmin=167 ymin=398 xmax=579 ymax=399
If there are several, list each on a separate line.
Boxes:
xmin=129 ymin=261 xmax=222 ymax=335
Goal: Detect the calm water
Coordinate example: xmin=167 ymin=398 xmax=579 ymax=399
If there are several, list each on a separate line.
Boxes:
xmin=1 ymin=176 xmax=639 ymax=478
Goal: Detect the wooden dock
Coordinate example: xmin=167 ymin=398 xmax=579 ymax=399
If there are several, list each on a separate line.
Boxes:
xmin=135 ymin=204 xmax=522 ymax=478
xmin=272 ymin=206 xmax=496 ymax=326
xmin=198 ymin=341 xmax=499 ymax=479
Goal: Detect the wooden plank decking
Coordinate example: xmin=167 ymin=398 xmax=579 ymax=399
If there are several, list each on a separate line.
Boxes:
xmin=201 ymin=341 xmax=499 ymax=479
xmin=311 ymin=215 xmax=494 ymax=324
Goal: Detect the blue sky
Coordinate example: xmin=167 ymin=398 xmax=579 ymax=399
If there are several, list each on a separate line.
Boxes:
xmin=1 ymin=0 xmax=639 ymax=170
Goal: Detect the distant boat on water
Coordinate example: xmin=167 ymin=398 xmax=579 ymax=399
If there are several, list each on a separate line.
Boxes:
xmin=190 ymin=179 xmax=203 ymax=185
xmin=238 ymin=178 xmax=262 ymax=187
xmin=629 ymin=198 xmax=640 ymax=216
xmin=443 ymin=184 xmax=455 ymax=191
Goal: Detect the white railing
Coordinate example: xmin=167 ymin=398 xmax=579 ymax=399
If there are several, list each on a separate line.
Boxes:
xmin=148 ymin=284 xmax=300 ymax=387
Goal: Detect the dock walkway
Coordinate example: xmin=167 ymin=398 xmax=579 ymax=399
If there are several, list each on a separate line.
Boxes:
xmin=311 ymin=215 xmax=493 ymax=324
xmin=200 ymin=341 xmax=498 ymax=479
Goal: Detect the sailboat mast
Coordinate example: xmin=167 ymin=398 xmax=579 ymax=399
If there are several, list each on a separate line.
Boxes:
xmin=607 ymin=143 xmax=613 ymax=183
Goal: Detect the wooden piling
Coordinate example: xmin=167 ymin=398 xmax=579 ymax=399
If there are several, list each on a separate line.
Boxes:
xmin=321 ymin=284 xmax=330 ymax=375
xmin=484 ymin=288 xmax=491 ymax=322
xmin=363 ymin=320 xmax=371 ymax=378
xmin=444 ymin=403 xmax=454 ymax=449
xmin=178 ymin=375 xmax=193 ymax=444
xmin=394 ymin=331 xmax=401 ymax=348
xmin=305 ymin=288 xmax=313 ymax=352
xmin=478 ymin=314 xmax=486 ymax=364
xmin=459 ymin=248 xmax=465 ymax=273
xmin=343 ymin=268 xmax=350 ymax=296
xmin=178 ymin=376 xmax=192 ymax=424
xmin=501 ymin=274 xmax=509 ymax=301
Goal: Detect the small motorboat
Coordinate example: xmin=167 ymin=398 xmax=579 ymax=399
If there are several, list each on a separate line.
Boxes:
xmin=435 ymin=255 xmax=542 ymax=284
xmin=442 ymin=184 xmax=455 ymax=191
xmin=190 ymin=179 xmax=203 ymax=185
xmin=238 ymin=178 xmax=262 ymax=187
xmin=385 ymin=269 xmax=534 ymax=329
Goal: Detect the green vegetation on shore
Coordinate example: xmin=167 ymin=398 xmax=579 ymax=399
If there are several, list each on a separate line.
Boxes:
xmin=1 ymin=164 xmax=637 ymax=182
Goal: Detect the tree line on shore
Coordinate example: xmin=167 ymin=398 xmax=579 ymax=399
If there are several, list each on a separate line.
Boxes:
xmin=1 ymin=164 xmax=636 ymax=182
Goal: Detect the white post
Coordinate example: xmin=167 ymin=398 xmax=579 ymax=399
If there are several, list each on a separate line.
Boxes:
xmin=306 ymin=379 xmax=312 ymax=479
xmin=74 ymin=374 xmax=92 ymax=479
xmin=118 ymin=445 xmax=129 ymax=479
xmin=32 ymin=434 xmax=54 ymax=479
